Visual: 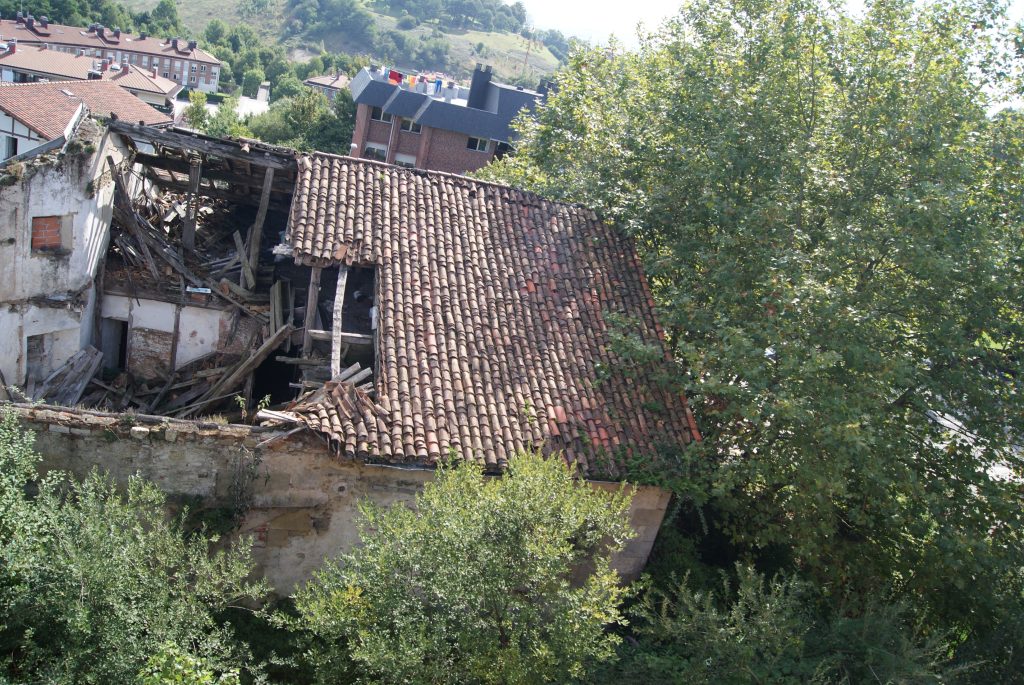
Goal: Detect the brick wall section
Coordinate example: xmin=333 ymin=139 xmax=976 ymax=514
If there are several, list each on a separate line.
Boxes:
xmin=421 ymin=127 xmax=495 ymax=174
xmin=11 ymin=405 xmax=671 ymax=594
xmin=30 ymin=215 xmax=63 ymax=251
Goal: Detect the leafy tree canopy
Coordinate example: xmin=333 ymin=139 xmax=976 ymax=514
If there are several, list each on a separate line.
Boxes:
xmin=481 ymin=0 xmax=1024 ymax=676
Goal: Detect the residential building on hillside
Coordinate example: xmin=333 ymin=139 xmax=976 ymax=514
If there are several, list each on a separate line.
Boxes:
xmin=304 ymin=73 xmax=349 ymax=102
xmin=0 ymin=79 xmax=171 ymax=160
xmin=0 ymin=43 xmax=182 ymax=108
xmin=0 ymin=13 xmax=220 ymax=93
xmin=348 ymin=64 xmax=545 ymax=174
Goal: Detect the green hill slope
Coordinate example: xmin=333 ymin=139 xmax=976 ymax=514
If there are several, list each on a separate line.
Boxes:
xmin=119 ymin=0 xmax=560 ymax=83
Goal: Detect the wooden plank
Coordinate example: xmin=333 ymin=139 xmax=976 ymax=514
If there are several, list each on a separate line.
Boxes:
xmin=247 ymin=167 xmax=275 ymax=276
xmin=107 ymin=156 xmax=160 ymax=280
xmin=270 ymin=280 xmax=283 ymax=332
xmin=181 ymin=157 xmax=202 ymax=252
xmin=233 ymin=231 xmax=255 ymax=289
xmin=343 ymin=366 xmax=373 ymax=386
xmin=108 ymin=121 xmax=296 ymax=170
xmin=337 ymin=332 xmax=374 ymax=346
xmin=274 ymin=356 xmax=325 ymax=366
xmin=302 ymin=267 xmax=322 ymax=358
xmin=331 ymin=266 xmax=349 ymax=375
xmin=179 ymin=324 xmax=293 ymax=417
xmin=336 ymin=362 xmax=361 ymax=382
xmin=307 ymin=329 xmax=332 ymax=342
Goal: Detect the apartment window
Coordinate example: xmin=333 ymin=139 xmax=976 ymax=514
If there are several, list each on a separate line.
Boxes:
xmin=200 ymin=64 xmax=206 ymax=72
xmin=190 ymin=75 xmax=196 ymax=82
xmin=5 ymin=136 xmax=18 ymax=159
xmin=163 ymin=72 xmax=169 ymax=78
xmin=31 ymin=215 xmax=71 ymax=254
xmin=142 ymin=55 xmax=148 ymax=66
xmin=394 ymin=153 xmax=416 ymax=169
xmin=400 ymin=119 xmax=421 ymax=134
xmin=363 ymin=143 xmax=387 ymax=162
xmin=174 ymin=60 xmax=181 ymax=69
xmin=370 ymin=106 xmax=392 ymax=123
xmin=467 ymin=137 xmax=489 ymax=152
xmin=190 ymin=64 xmax=197 ymax=72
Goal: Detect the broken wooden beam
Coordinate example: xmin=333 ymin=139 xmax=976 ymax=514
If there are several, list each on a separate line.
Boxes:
xmin=302 ymin=267 xmax=322 ymax=358
xmin=247 ymin=167 xmax=275 ymax=277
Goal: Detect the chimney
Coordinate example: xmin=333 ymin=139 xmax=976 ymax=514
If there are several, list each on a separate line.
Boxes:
xmin=40 ymin=16 xmax=48 ymax=28
xmin=171 ymin=37 xmax=179 ymax=51
xmin=25 ymin=17 xmax=33 ymax=30
xmin=113 ymin=27 xmax=121 ymax=39
xmin=97 ymin=26 xmax=105 ymax=39
xmin=187 ymin=39 xmax=197 ymax=51
xmin=6 ymin=40 xmax=15 ymax=54
xmin=139 ymin=31 xmax=147 ymax=40
xmin=467 ymin=63 xmax=492 ymax=110
xmin=101 ymin=58 xmax=109 ymax=71
xmin=15 ymin=11 xmax=22 ymax=24
xmin=152 ymin=67 xmax=157 ymax=78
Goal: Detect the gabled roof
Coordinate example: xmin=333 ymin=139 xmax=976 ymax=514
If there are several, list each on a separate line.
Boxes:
xmin=0 ymin=19 xmax=220 ymax=64
xmin=0 ymin=80 xmax=171 ymax=136
xmin=284 ymin=154 xmax=700 ymax=477
xmin=0 ymin=46 xmax=180 ymax=95
xmin=0 ymin=81 xmax=84 ymax=138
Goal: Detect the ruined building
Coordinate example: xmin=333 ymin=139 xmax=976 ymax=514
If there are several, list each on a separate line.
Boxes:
xmin=1 ymin=115 xmax=699 ymax=592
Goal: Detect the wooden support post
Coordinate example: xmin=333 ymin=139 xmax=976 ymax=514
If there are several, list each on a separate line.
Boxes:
xmin=182 ymin=157 xmax=202 ymax=252
xmin=233 ymin=231 xmax=256 ymax=289
xmin=331 ymin=266 xmax=349 ymax=375
xmin=247 ymin=167 xmax=275 ymax=277
xmin=302 ymin=266 xmax=322 ymax=358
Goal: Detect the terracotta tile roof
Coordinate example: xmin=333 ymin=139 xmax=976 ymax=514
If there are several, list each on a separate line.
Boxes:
xmin=0 ymin=46 xmax=180 ymax=95
xmin=304 ymin=73 xmax=350 ymax=90
xmin=0 ymin=80 xmax=83 ymax=138
xmin=284 ymin=154 xmax=701 ymax=477
xmin=0 ymin=80 xmax=171 ymax=132
xmin=0 ymin=19 xmax=220 ymax=64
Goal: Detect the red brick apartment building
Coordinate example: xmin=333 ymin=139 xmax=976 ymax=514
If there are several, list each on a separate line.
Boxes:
xmin=0 ymin=12 xmax=220 ymax=93
xmin=348 ymin=64 xmax=547 ymax=174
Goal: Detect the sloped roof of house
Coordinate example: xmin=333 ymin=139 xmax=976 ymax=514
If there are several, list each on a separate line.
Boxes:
xmin=1 ymin=19 xmax=220 ymax=64
xmin=0 ymin=80 xmax=83 ymax=138
xmin=284 ymin=154 xmax=700 ymax=477
xmin=0 ymin=80 xmax=171 ymax=134
xmin=0 ymin=45 xmax=181 ymax=96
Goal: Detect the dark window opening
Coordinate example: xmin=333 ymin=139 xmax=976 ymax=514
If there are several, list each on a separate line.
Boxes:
xmin=370 ymin=106 xmax=392 ymax=123
xmin=340 ymin=266 xmax=376 ymax=335
xmin=25 ymin=334 xmax=46 ymax=384
xmin=400 ymin=119 xmax=421 ymax=133
xmin=101 ymin=318 xmax=129 ymax=372
xmin=467 ymin=136 xmax=488 ymax=152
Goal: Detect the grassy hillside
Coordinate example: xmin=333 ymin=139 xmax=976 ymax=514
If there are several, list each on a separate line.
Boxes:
xmin=119 ymin=0 xmax=560 ymax=83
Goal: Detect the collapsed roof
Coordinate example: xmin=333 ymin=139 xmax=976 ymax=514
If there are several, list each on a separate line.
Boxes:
xmin=280 ymin=153 xmax=700 ymax=477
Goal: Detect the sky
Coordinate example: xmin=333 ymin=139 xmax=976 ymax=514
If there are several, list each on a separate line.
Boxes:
xmin=517 ymin=0 xmax=1024 ymax=48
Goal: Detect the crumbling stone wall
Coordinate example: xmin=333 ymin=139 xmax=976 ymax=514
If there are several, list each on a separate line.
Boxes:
xmin=11 ymin=405 xmax=670 ymax=594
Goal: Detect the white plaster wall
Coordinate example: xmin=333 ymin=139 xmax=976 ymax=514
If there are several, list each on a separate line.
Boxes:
xmin=0 ymin=127 xmax=131 ymax=387
xmin=0 ymin=110 xmax=47 ymax=161
xmin=102 ymin=294 xmax=228 ymax=368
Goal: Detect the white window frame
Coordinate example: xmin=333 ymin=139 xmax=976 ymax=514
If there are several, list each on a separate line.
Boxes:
xmin=400 ymin=119 xmax=422 ymax=134
xmin=467 ymin=136 xmax=489 ymax=152
xmin=394 ymin=153 xmax=416 ymax=169
xmin=370 ymin=106 xmax=392 ymax=123
xmin=363 ymin=142 xmax=388 ymax=162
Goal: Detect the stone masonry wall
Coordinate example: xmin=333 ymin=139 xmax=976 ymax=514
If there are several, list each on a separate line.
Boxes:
xmin=10 ymin=405 xmax=670 ymax=594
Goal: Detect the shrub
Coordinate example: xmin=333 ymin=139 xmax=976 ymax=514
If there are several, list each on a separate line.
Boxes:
xmin=295 ymin=451 xmax=635 ymax=684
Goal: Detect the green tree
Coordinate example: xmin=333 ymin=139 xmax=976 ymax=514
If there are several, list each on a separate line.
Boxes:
xmin=206 ymin=97 xmax=252 ymax=138
xmin=0 ymin=410 xmax=266 ymax=683
xmin=481 ymin=0 xmax=1024 ymax=676
xmin=204 ymin=18 xmax=229 ymax=47
xmin=183 ymin=90 xmax=209 ymax=131
xmin=242 ymin=67 xmax=266 ymax=98
xmin=295 ymin=452 xmax=635 ymax=684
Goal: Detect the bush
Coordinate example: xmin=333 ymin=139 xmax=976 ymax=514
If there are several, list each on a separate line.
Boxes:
xmin=604 ymin=567 xmax=951 ymax=685
xmin=0 ymin=409 xmax=267 ymax=683
xmin=295 ymin=452 xmax=636 ymax=684
xmin=397 ymin=13 xmax=418 ymax=29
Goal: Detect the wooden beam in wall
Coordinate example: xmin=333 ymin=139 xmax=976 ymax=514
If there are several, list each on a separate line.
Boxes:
xmin=247 ymin=166 xmax=275 ymax=278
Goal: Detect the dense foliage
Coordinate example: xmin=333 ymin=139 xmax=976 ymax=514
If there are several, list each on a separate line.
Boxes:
xmin=0 ymin=409 xmax=266 ymax=683
xmin=481 ymin=0 xmax=1024 ymax=678
xmin=0 ymin=0 xmax=183 ymax=35
xmin=295 ymin=452 xmax=635 ymax=684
